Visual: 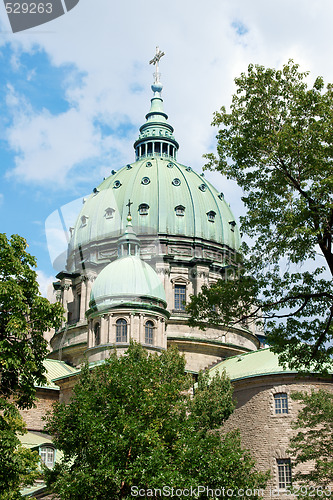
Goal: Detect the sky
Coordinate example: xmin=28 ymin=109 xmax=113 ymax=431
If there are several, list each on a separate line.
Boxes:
xmin=0 ymin=0 xmax=333 ymax=297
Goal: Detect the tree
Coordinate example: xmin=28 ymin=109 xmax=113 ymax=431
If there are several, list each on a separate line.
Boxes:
xmin=45 ymin=343 xmax=269 ymax=499
xmin=0 ymin=233 xmax=64 ymax=496
xmin=0 ymin=233 xmax=63 ymax=408
xmin=288 ymin=389 xmax=333 ymax=498
xmin=0 ymin=400 xmax=40 ymax=500
xmin=187 ymin=61 xmax=333 ymax=373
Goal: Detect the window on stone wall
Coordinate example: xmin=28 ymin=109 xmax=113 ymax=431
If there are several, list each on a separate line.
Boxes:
xmin=116 ymin=318 xmax=127 ymax=343
xmin=40 ymin=446 xmax=55 ymax=469
xmin=94 ymin=323 xmax=100 ymax=345
xmin=145 ymin=320 xmax=154 ymax=345
xmin=174 ymin=284 xmax=186 ymax=311
xmin=277 ymin=458 xmax=292 ymax=489
xmin=274 ymin=393 xmax=288 ymax=414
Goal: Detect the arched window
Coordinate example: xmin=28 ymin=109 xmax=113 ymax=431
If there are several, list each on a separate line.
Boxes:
xmin=40 ymin=446 xmax=55 ymax=469
xmin=94 ymin=323 xmax=100 ymax=345
xmin=116 ymin=318 xmax=127 ymax=343
xmin=145 ymin=320 xmax=154 ymax=345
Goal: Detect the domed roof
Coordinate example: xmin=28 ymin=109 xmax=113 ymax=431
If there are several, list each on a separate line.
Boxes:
xmin=68 ymin=72 xmax=240 ymax=256
xmin=69 ymin=159 xmax=240 ymax=252
xmin=90 ymin=255 xmax=167 ymax=311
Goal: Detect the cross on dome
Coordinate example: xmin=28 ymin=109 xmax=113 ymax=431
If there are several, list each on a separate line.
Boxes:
xmin=126 ymin=199 xmax=133 ymax=217
xmin=149 ymin=46 xmax=165 ymax=84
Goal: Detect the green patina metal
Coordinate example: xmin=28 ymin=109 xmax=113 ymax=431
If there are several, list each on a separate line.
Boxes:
xmin=89 ymin=255 xmax=167 ymax=311
xmin=209 ymin=348 xmax=297 ymax=381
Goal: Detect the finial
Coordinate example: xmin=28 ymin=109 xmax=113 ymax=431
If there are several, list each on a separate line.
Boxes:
xmin=149 ymin=46 xmax=165 ymax=94
xmin=126 ymin=199 xmax=133 ymax=223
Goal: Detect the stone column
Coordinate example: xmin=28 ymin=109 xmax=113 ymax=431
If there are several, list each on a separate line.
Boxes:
xmin=107 ymin=314 xmax=113 ymax=344
xmin=85 ymin=272 xmax=97 ymax=315
xmin=79 ymin=279 xmax=86 ymax=322
xmin=100 ymin=315 xmax=108 ymax=345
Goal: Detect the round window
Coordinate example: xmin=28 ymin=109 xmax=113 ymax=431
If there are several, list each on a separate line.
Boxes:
xmin=113 ymin=180 xmax=122 ymax=189
xmin=146 ymin=161 xmax=152 ymax=168
xmin=167 ymin=162 xmax=174 ymax=168
xmin=142 ymin=177 xmax=150 ymax=185
xmin=199 ymin=183 xmax=207 ymax=192
xmin=172 ymin=178 xmax=181 ymax=186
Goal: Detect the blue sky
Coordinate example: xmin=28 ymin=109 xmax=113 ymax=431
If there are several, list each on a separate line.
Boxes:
xmin=0 ymin=0 xmax=333 ymax=296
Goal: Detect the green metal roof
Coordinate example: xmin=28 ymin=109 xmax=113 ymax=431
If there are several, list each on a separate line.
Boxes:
xmin=209 ymin=348 xmax=297 ymax=381
xmin=18 ymin=431 xmax=54 ymax=449
xmin=90 ymin=255 xmax=166 ymax=308
xmin=69 ymin=158 xmax=240 ymax=251
xmin=39 ymin=359 xmax=79 ymax=390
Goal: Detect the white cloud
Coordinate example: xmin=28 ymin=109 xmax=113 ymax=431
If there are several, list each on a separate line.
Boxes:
xmin=2 ymin=0 xmax=333 ymax=189
xmin=37 ymin=269 xmax=55 ymax=298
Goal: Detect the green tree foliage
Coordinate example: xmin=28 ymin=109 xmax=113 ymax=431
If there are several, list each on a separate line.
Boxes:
xmin=0 ymin=233 xmax=63 ymax=408
xmin=45 ymin=343 xmax=268 ymax=499
xmin=0 ymin=400 xmax=40 ymax=500
xmin=0 ymin=233 xmax=63 ymax=496
xmin=288 ymin=390 xmax=333 ymax=498
xmin=187 ymin=61 xmax=333 ymax=373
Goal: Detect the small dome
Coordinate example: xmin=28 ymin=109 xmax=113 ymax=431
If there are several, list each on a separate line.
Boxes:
xmin=90 ymin=255 xmax=166 ymax=311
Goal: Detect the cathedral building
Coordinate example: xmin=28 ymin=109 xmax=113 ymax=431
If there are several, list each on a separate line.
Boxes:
xmin=21 ymin=51 xmax=332 ymax=498
xmin=48 ymin=48 xmax=259 ymax=373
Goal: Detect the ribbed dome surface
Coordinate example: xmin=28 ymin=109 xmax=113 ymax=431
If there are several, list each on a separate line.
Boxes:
xmin=90 ymin=255 xmax=166 ymax=309
xmin=69 ymin=158 xmax=240 ymax=253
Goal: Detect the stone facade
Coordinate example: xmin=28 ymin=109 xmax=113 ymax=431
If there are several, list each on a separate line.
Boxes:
xmin=19 ymin=388 xmax=59 ymax=432
xmin=222 ymin=374 xmax=333 ymax=498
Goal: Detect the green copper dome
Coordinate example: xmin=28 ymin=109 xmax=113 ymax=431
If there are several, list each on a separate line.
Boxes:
xmin=68 ymin=76 xmax=240 ymax=256
xmin=90 ymin=255 xmax=167 ymax=311
xmin=69 ymin=158 xmax=240 ymax=252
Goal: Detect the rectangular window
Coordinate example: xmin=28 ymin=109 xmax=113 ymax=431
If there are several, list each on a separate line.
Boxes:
xmin=174 ymin=285 xmax=186 ymax=311
xmin=277 ymin=459 xmax=292 ymax=489
xmin=40 ymin=446 xmax=55 ymax=468
xmin=274 ymin=393 xmax=288 ymax=414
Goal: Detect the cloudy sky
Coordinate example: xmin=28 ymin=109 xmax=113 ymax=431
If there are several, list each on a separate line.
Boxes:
xmin=0 ymin=0 xmax=333 ymax=296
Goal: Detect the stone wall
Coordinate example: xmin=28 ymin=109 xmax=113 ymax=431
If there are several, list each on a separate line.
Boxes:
xmin=223 ymin=374 xmax=333 ymax=499
xmin=19 ymin=388 xmax=59 ymax=432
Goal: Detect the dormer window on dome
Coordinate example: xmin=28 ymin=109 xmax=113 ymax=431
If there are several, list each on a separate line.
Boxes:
xmin=139 ymin=203 xmax=149 ymax=215
xmin=207 ymin=211 xmax=216 ymax=222
xmin=229 ymin=220 xmax=236 ymax=232
xmin=175 ymin=205 xmax=185 ymax=216
xmin=81 ymin=215 xmax=88 ymax=227
xmin=113 ymin=180 xmax=122 ymax=189
xmin=105 ymin=207 xmax=115 ymax=219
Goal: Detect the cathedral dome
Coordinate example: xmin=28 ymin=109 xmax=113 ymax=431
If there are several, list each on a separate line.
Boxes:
xmin=68 ymin=65 xmax=240 ymax=259
xmin=89 ymin=255 xmax=167 ymax=312
xmin=69 ymin=159 xmax=240 ymax=254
